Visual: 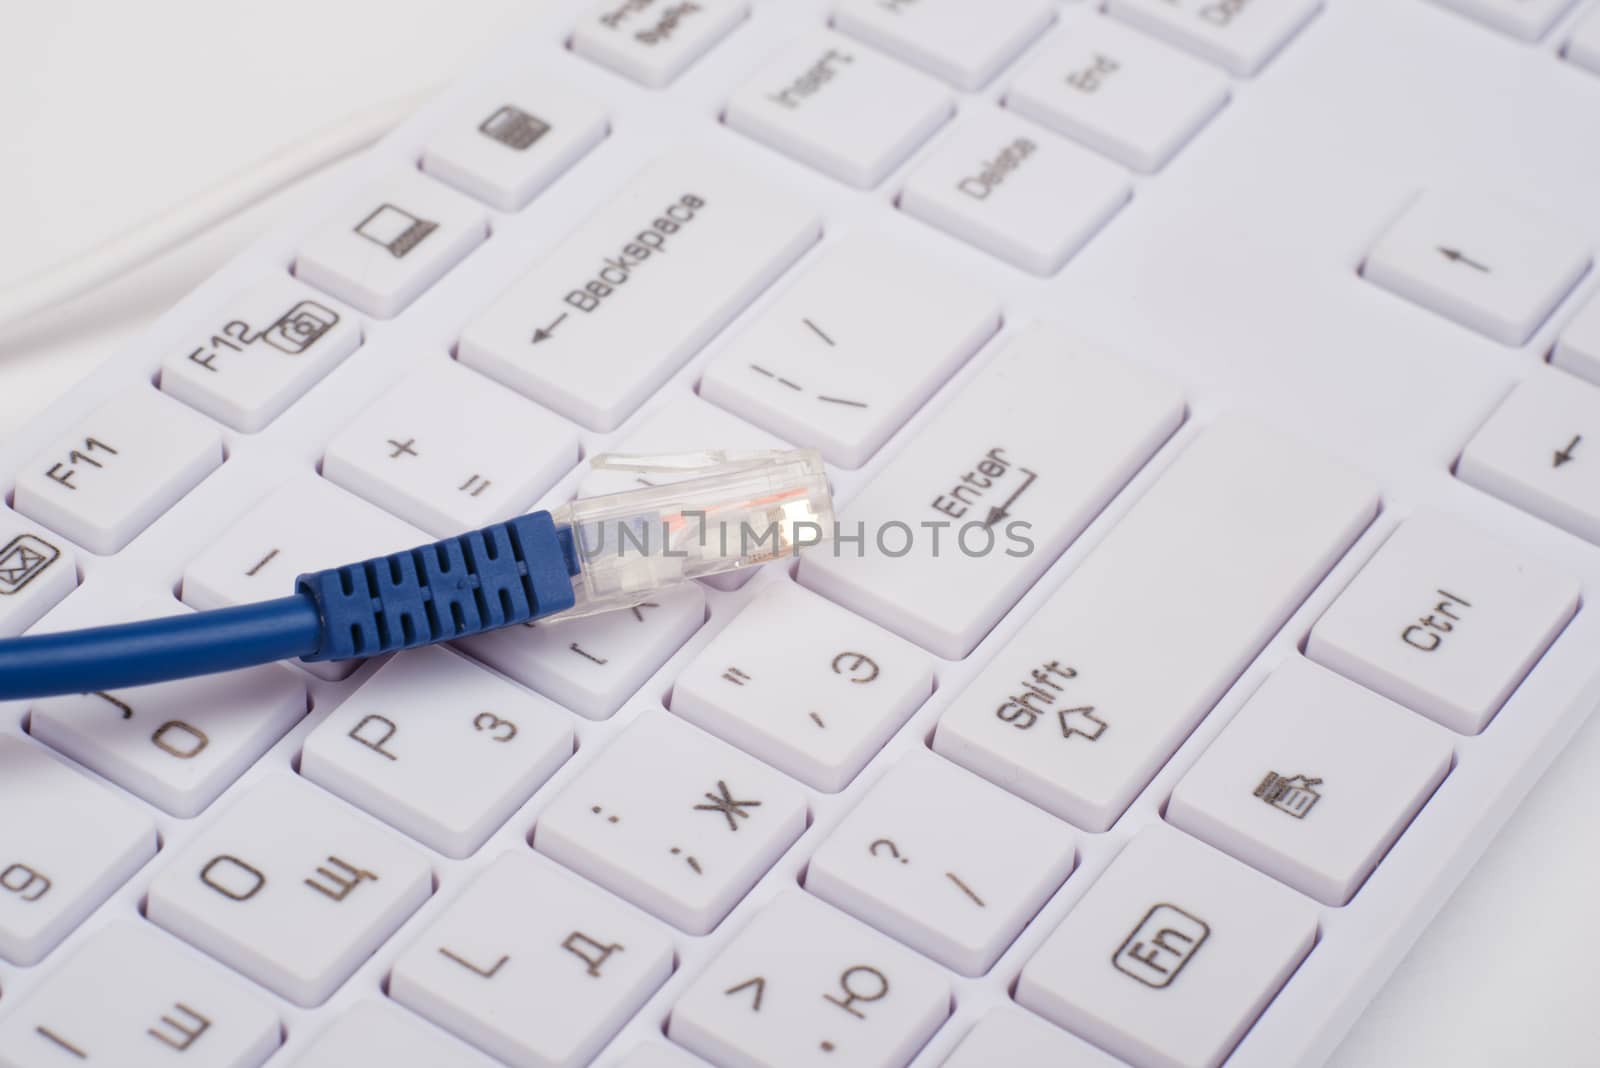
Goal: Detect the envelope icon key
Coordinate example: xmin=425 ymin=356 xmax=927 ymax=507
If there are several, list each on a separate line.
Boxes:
xmin=0 ymin=534 xmax=61 ymax=594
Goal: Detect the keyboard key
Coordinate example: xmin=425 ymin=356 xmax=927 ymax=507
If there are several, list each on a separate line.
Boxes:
xmin=724 ymin=32 xmax=953 ymax=188
xmin=805 ymin=750 xmax=1075 ymax=974
xmin=0 ymin=736 xmax=157 ymax=965
xmin=898 ymin=108 xmax=1130 ymax=275
xmin=458 ymin=581 xmax=704 ymax=719
xmin=322 ymin=359 xmax=579 ymax=537
xmin=578 ymin=395 xmax=787 ymax=593
xmin=459 ymin=150 xmax=820 ymax=431
xmin=832 ymin=0 xmax=1054 ymax=90
xmin=668 ymin=890 xmax=950 ymax=1068
xmin=577 ymin=395 xmax=789 ymax=497
xmin=1107 ymin=0 xmax=1322 ymax=76
xmin=699 ymin=233 xmax=1000 ymax=468
xmin=0 ymin=921 xmax=280 ymax=1068
xmin=1168 ymin=657 xmax=1452 ymax=905
xmin=390 ymin=851 xmax=675 ymax=1068
xmin=1017 ymin=824 xmax=1317 ymax=1068
xmin=423 ymin=76 xmax=609 ymax=211
xmin=13 ymin=388 xmax=223 ymax=555
xmin=1307 ymin=513 xmax=1578 ymax=734
xmin=943 ymin=1006 xmax=1126 ymax=1068
xmin=1553 ymin=289 xmax=1600 ymax=384
xmin=572 ymin=0 xmax=748 ymax=86
xmin=1430 ymin=0 xmax=1578 ymax=40
xmin=295 ymin=170 xmax=488 ymax=319
xmin=182 ymin=472 xmax=427 ymax=680
xmin=300 ymin=645 xmax=572 ymax=858
xmin=671 ymin=582 xmax=932 ymax=791
xmin=146 ymin=775 xmax=432 ymax=1006
xmin=1460 ymin=365 xmax=1600 ymax=545
xmin=1570 ymin=4 xmax=1600 ymax=75
xmin=0 ymin=508 xmax=76 ymax=637
xmin=1363 ymin=191 xmax=1591 ymax=345
xmin=799 ymin=327 xmax=1184 ymax=659
xmin=159 ymin=277 xmax=361 ymax=432
xmin=534 ymin=712 xmax=807 ymax=933
xmin=29 ymin=590 xmax=305 ymax=818
xmin=1005 ymin=16 xmax=1230 ymax=173
xmin=292 ymin=1000 xmax=499 ymax=1068
xmin=934 ymin=419 xmax=1377 ymax=830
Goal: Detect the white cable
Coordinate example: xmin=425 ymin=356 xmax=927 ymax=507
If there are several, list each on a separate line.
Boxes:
xmin=0 ymin=88 xmax=435 ymax=334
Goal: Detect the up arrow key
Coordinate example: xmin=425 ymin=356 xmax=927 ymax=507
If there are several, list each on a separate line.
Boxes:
xmin=1437 ymin=246 xmax=1490 ymax=273
xmin=1364 ymin=192 xmax=1591 ymax=344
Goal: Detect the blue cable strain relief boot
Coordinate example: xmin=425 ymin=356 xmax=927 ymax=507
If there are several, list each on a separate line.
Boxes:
xmin=296 ymin=511 xmax=579 ymax=662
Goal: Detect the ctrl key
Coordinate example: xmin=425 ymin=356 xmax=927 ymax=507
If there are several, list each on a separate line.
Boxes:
xmin=1307 ymin=513 xmax=1579 ymax=734
xmin=1017 ymin=824 xmax=1316 ymax=1068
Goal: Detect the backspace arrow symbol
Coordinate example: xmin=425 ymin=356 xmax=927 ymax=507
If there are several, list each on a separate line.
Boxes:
xmin=531 ymin=312 xmax=568 ymax=344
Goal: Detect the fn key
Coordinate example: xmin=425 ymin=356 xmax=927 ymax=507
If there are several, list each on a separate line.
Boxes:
xmin=1018 ymin=824 xmax=1316 ymax=1068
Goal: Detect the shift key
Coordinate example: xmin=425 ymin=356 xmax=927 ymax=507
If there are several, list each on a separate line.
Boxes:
xmin=458 ymin=150 xmax=821 ymax=431
xmin=798 ymin=328 xmax=1185 ymax=659
xmin=934 ymin=418 xmax=1378 ymax=831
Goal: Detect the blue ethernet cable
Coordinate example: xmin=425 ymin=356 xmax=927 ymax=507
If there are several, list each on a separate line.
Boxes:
xmin=0 ymin=449 xmax=833 ymax=702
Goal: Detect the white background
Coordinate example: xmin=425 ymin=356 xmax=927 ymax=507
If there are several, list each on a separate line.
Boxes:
xmin=0 ymin=0 xmax=1597 ymax=1063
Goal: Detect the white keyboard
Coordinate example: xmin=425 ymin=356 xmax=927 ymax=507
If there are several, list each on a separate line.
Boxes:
xmin=4 ymin=0 xmax=1600 ymax=1065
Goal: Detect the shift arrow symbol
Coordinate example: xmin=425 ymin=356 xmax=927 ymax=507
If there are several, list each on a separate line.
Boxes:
xmin=1438 ymin=246 xmax=1490 ymax=272
xmin=531 ymin=312 xmax=568 ymax=344
xmin=1555 ymin=434 xmax=1582 ymax=468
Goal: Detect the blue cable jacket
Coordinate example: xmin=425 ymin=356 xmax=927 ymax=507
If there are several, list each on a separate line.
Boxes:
xmin=0 ymin=597 xmax=322 ymax=699
xmin=0 ymin=512 xmax=582 ymax=701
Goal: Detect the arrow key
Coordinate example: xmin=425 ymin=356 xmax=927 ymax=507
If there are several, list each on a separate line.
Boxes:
xmin=1460 ymin=363 xmax=1600 ymax=545
xmin=1363 ymin=191 xmax=1590 ymax=344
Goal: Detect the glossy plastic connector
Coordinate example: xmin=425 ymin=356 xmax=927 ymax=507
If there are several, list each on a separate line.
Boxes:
xmin=548 ymin=448 xmax=834 ymax=620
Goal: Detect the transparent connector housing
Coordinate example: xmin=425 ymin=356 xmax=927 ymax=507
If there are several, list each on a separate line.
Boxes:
xmin=546 ymin=448 xmax=834 ymax=620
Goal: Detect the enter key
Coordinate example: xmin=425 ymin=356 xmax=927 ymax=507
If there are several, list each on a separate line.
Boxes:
xmin=799 ymin=326 xmax=1185 ymax=659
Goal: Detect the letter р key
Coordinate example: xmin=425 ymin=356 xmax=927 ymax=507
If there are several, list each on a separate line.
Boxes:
xmin=300 ymin=644 xmax=572 ymax=858
xmin=146 ymin=775 xmax=432 ymax=1006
